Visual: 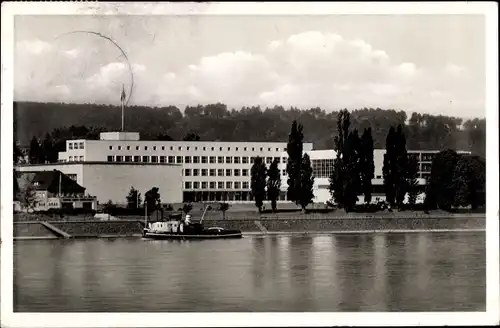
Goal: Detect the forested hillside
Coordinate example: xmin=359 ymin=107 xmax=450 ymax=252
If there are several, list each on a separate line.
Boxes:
xmin=13 ymin=101 xmax=486 ymax=156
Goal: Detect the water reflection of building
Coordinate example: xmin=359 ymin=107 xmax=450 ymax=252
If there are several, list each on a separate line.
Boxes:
xmin=309 ymin=235 xmax=341 ymax=310
xmin=251 ymin=238 xmax=266 ymax=290
xmin=288 ymin=237 xmax=314 ymax=309
xmin=329 ymin=234 xmax=388 ymax=311
xmin=356 ymin=234 xmax=377 ymax=310
xmin=416 ymin=233 xmax=430 ymax=293
xmin=373 ymin=234 xmax=388 ymax=311
xmin=332 ymin=234 xmax=371 ymax=311
xmin=384 ymin=233 xmax=410 ymax=310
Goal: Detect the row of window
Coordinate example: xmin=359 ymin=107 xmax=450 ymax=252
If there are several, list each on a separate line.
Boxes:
xmin=68 ymin=142 xmax=85 ymax=150
xmin=311 ymin=159 xmax=335 ymax=179
xmin=185 ymin=168 xmax=288 ymax=177
xmin=309 ymin=159 xmax=432 ymax=179
xmin=68 ymin=156 xmax=84 ymax=161
xmin=421 ymin=153 xmax=436 ymax=161
xmin=109 ymin=144 xmax=286 ymax=152
xmin=185 ymin=168 xmax=247 ymax=177
xmin=185 ymin=181 xmax=250 ymax=190
xmin=106 ymin=155 xmax=288 ymax=164
xmin=421 ymin=163 xmax=432 ymax=172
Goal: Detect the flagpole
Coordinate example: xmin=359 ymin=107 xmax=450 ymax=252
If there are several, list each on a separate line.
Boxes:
xmin=59 ymin=171 xmax=62 ymax=197
xmin=121 ymin=99 xmax=124 ymax=132
xmin=121 ymin=84 xmax=125 ymax=132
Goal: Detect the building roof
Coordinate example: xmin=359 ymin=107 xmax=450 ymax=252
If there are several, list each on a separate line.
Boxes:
xmin=15 ymin=170 xmax=86 ymax=194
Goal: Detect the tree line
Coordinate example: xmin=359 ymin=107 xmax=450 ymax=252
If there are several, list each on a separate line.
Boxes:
xmin=120 ymin=186 xmax=231 ymax=219
xmin=334 ymin=110 xmax=485 ymax=212
xmin=15 ymin=101 xmax=485 ymax=157
xmin=424 ymin=150 xmax=485 ymax=211
xmin=251 ymin=120 xmax=315 ymax=212
xmin=250 ymin=110 xmax=485 ymax=213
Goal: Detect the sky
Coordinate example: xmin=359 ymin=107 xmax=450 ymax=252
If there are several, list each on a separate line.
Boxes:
xmin=14 ymin=13 xmax=486 ymax=118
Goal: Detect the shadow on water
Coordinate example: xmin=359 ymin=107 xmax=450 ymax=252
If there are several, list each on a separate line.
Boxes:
xmin=13 ymin=232 xmax=486 ymax=312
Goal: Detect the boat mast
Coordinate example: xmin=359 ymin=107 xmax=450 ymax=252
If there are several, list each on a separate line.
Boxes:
xmin=145 ymin=202 xmax=148 ymax=228
xmin=199 ymin=204 xmax=211 ymax=225
xmin=58 ymin=171 xmax=62 ymax=197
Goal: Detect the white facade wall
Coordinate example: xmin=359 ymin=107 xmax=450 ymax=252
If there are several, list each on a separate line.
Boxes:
xmin=16 ymin=163 xmax=183 ymax=205
xmin=59 ymin=137 xmax=314 ymax=197
xmin=80 ymin=164 xmax=182 ymax=205
xmin=62 ymin=139 xmax=313 ymax=163
xmin=99 ymin=132 xmax=140 ymax=141
xmin=306 ymin=149 xmax=435 ymax=204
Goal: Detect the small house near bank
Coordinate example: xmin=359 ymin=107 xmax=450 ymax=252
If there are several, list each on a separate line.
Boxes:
xmin=14 ymin=170 xmax=97 ymax=212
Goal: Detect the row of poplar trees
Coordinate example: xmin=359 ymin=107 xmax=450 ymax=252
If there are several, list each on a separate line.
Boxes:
xmin=17 ymin=136 xmax=60 ymax=164
xmin=250 ymin=121 xmax=315 ymax=212
xmin=329 ymin=110 xmax=375 ymax=212
xmin=328 ymin=109 xmax=421 ymax=212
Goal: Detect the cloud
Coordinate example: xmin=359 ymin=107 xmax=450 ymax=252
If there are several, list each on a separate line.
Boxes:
xmin=397 ymin=62 xmax=417 ymax=76
xmin=16 ymin=39 xmax=52 ymax=55
xmin=64 ymin=48 xmax=80 ymax=58
xmin=445 ymin=63 xmax=466 ymax=76
xmin=14 ymin=31 xmax=484 ymax=117
xmin=369 ymin=83 xmax=400 ymax=96
xmin=171 ymin=50 xmax=274 ymax=105
xmin=81 ymin=62 xmax=151 ymax=104
xmin=163 ymin=72 xmax=176 ymax=81
xmin=52 ymin=85 xmax=71 ymax=97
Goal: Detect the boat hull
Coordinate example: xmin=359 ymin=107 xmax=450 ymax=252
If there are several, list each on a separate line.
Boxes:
xmin=143 ymin=231 xmax=242 ymax=240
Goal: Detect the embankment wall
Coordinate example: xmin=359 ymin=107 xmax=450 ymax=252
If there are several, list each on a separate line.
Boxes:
xmin=13 ymin=215 xmax=485 ymax=239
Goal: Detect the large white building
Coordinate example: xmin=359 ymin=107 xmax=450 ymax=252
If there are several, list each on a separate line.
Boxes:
xmin=16 ymin=131 xmax=470 ymax=205
xmin=56 ymin=131 xmax=314 ymax=203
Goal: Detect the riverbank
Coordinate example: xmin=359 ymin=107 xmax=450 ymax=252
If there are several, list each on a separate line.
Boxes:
xmin=13 ymin=207 xmax=485 ymax=222
xmin=13 ymin=214 xmax=486 ymax=240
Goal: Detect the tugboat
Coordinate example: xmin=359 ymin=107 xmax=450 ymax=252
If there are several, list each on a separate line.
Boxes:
xmin=142 ymin=205 xmax=242 ymax=240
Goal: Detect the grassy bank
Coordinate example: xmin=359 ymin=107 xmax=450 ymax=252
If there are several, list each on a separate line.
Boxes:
xmin=126 ymin=210 xmax=485 ymax=222
xmin=13 ymin=202 xmax=485 ymax=222
xmin=13 ymin=215 xmax=485 ymax=240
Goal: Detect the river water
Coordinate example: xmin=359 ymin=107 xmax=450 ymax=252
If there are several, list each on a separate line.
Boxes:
xmin=14 ymin=232 xmax=485 ymax=312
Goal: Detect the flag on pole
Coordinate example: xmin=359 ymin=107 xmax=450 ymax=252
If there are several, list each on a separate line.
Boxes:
xmin=120 ymin=84 xmax=126 ymax=103
xmin=121 ymin=84 xmax=126 ymax=131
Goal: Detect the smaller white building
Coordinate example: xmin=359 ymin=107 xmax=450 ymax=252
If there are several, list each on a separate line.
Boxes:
xmin=14 ymin=170 xmax=97 ymax=212
xmin=15 ymin=162 xmax=184 ymax=206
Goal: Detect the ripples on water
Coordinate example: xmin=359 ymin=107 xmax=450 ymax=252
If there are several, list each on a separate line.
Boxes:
xmin=14 ymin=232 xmax=485 ymax=312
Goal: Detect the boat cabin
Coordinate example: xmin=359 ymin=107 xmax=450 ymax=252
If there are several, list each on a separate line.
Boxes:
xmin=146 ymin=212 xmax=203 ymax=234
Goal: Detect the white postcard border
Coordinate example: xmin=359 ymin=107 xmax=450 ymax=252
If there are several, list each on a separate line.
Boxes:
xmin=1 ymin=2 xmax=498 ymax=327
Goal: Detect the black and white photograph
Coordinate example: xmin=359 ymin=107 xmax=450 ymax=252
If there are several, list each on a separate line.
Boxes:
xmin=1 ymin=2 xmax=499 ymax=327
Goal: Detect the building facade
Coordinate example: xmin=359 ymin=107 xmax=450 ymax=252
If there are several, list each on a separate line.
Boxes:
xmin=14 ymin=170 xmax=97 ymax=212
xmin=307 ymin=149 xmax=471 ymax=203
xmin=19 ymin=131 xmax=470 ymax=205
xmin=15 ymin=162 xmax=183 ymax=205
xmin=57 ymin=132 xmax=314 ymax=203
